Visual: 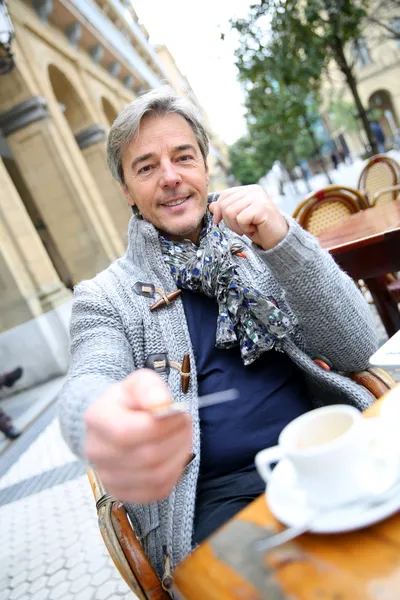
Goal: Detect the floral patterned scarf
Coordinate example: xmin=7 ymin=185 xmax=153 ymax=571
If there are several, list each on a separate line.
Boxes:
xmin=160 ymin=206 xmax=294 ymax=365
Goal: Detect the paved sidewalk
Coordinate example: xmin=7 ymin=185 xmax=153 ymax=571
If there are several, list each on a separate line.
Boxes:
xmin=0 ymin=377 xmax=66 ymax=456
xmin=0 ymin=305 xmax=398 ymax=600
xmin=0 ymin=389 xmax=135 ymax=600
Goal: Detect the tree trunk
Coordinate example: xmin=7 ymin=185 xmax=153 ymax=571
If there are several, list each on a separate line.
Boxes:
xmin=303 ymin=117 xmax=333 ymax=184
xmin=284 ymin=164 xmax=299 ymax=194
xmin=332 ymin=36 xmax=379 ymax=155
xmin=290 ymin=149 xmax=312 ymax=193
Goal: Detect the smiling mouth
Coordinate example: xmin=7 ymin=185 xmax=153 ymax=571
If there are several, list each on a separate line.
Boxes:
xmin=161 ymin=195 xmax=191 ymax=208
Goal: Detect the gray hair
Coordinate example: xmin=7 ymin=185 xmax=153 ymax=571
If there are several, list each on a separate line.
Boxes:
xmin=106 ymin=86 xmax=209 ymax=185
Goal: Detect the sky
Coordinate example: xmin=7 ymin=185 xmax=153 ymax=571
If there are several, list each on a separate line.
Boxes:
xmin=132 ymin=0 xmax=254 ymax=145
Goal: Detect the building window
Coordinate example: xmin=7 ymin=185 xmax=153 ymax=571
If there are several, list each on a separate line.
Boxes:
xmin=351 ymin=38 xmax=372 ymax=68
xmin=392 ymin=18 xmax=400 ymax=47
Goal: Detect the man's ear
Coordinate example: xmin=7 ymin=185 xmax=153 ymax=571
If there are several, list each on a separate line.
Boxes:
xmin=120 ymin=182 xmax=135 ymax=207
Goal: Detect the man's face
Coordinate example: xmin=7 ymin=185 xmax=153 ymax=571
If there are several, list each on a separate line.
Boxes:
xmin=121 ymin=113 xmax=209 ymax=243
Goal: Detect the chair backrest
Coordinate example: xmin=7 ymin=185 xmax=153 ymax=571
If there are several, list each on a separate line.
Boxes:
xmin=87 ymin=468 xmax=169 ymax=600
xmin=293 ymin=186 xmax=366 ymax=237
xmin=358 ymin=155 xmax=400 ymax=206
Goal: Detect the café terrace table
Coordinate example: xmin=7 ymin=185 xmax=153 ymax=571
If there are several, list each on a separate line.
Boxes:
xmin=317 ymin=198 xmax=400 ymax=337
xmin=173 ymin=393 xmax=400 ymax=600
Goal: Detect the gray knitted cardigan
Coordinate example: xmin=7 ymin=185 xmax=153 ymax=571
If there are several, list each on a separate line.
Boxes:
xmin=59 ymin=210 xmax=378 ymax=585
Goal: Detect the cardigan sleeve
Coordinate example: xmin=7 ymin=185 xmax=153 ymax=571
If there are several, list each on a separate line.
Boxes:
xmin=58 ymin=279 xmax=135 ymax=459
xmin=252 ymin=217 xmax=378 ymax=372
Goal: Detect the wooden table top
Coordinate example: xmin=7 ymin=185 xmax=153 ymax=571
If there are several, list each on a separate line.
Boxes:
xmin=318 ymin=199 xmax=400 ymax=254
xmin=173 ymin=393 xmax=400 ymax=600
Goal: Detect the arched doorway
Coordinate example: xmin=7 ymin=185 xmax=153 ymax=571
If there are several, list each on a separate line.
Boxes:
xmin=48 ymin=64 xmax=93 ymax=135
xmin=101 ymin=97 xmax=119 ymax=127
xmin=369 ymin=89 xmax=399 ymax=141
xmin=47 ymin=64 xmax=125 ymax=255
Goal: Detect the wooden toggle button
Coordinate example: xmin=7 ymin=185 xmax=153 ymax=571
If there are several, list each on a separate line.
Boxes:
xmin=231 ymin=245 xmax=247 ymax=258
xmin=181 ymin=354 xmax=190 ymax=393
xmin=150 ymin=289 xmax=182 ymax=311
xmin=146 ymin=353 xmax=191 ymax=393
xmin=170 ymin=353 xmax=191 ymax=393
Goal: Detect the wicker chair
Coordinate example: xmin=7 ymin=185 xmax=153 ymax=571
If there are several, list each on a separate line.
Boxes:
xmin=358 ymin=155 xmax=400 ymax=206
xmin=88 ymin=468 xmax=170 ymax=600
xmin=293 ymin=185 xmax=368 ymax=237
xmin=358 ymin=156 xmax=400 ymax=303
xmin=87 ymin=366 xmax=395 ymax=599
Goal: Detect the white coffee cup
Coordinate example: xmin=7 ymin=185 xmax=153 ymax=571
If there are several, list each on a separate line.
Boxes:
xmin=255 ymin=404 xmax=398 ymax=508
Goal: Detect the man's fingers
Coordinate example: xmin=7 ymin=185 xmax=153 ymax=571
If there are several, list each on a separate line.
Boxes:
xmin=223 ymin=196 xmax=253 ymax=222
xmin=87 ymin=407 xmax=190 ymax=451
xmin=236 ymin=204 xmax=266 ymax=233
xmin=217 ymin=187 xmax=243 ymax=202
xmin=96 ymin=430 xmax=192 ymax=503
xmin=87 ymin=414 xmax=191 ymax=468
xmin=120 ymin=369 xmax=173 ymax=411
xmin=210 ymin=190 xmax=247 ymax=225
xmin=209 ymin=200 xmax=222 ymax=224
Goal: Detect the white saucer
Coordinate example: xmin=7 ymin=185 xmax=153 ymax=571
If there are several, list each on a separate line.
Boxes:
xmin=267 ymin=459 xmax=400 ymax=533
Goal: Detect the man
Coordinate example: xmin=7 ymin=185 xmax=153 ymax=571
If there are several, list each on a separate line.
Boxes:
xmin=370 ymin=120 xmax=386 ymax=154
xmin=59 ymin=87 xmax=377 ymax=587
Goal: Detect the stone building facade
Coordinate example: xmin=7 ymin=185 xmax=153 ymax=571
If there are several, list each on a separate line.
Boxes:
xmin=322 ymin=15 xmax=400 ymax=155
xmin=0 ymin=0 xmax=230 ymax=388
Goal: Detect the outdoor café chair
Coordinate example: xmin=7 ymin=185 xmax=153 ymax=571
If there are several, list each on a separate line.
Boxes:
xmin=293 ymin=185 xmax=400 ymax=307
xmin=358 ymin=156 xmax=400 ymax=302
xmin=358 ymin=155 xmax=400 ymax=206
xmin=372 ymin=183 xmax=400 ymax=206
xmin=292 ymin=185 xmax=368 ymax=237
xmin=87 ymin=366 xmax=395 ymax=599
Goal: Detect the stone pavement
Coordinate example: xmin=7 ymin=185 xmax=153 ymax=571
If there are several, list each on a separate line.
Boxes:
xmin=0 ymin=382 xmax=135 ymax=600
xmin=0 ymin=378 xmax=66 ymax=456
xmin=0 ymin=306 xmax=398 ymax=600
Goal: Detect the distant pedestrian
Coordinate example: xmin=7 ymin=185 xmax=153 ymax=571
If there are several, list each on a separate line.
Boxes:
xmin=331 ymin=150 xmax=339 ymax=170
xmin=299 ymin=161 xmax=312 ymax=192
xmin=370 ymin=121 xmax=386 ymax=154
xmin=0 ymin=367 xmax=23 ymax=439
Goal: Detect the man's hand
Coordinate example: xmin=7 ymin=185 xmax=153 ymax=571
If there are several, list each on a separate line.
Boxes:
xmin=84 ymin=369 xmax=192 ymax=504
xmin=209 ymin=185 xmax=288 ymax=251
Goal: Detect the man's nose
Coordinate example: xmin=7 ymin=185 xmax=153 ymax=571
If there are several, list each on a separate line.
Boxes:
xmin=160 ymin=161 xmax=182 ymax=188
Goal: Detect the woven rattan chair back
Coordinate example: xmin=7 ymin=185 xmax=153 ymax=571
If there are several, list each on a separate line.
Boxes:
xmin=358 ymin=155 xmax=400 ymax=206
xmin=294 ymin=187 xmax=365 ymax=237
xmin=87 ymin=469 xmax=169 ymax=600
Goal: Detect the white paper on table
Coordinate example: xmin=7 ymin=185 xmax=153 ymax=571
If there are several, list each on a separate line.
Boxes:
xmin=369 ymin=330 xmax=400 ymax=367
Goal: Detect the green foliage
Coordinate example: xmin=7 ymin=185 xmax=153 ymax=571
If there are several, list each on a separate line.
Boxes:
xmin=228 ymin=137 xmax=265 ymax=185
xmin=230 ymin=0 xmax=377 ymax=156
xmin=328 ymin=96 xmax=359 ymax=133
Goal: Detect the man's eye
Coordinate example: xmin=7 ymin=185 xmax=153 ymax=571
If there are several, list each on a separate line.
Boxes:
xmin=179 ymin=155 xmax=193 ymax=162
xmin=138 ymin=165 xmax=153 ymax=174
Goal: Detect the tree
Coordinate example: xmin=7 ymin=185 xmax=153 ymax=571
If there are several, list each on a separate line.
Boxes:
xmin=328 ymin=96 xmax=360 ymax=135
xmin=228 ymin=136 xmax=265 ymax=185
xmin=231 ymin=0 xmax=379 ymax=155
xmin=231 ymin=7 xmax=333 ymax=182
xmin=367 ymin=0 xmax=400 ymax=41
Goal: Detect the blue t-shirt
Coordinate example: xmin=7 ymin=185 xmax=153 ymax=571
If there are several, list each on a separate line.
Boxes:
xmin=181 ymin=289 xmax=313 ymax=480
